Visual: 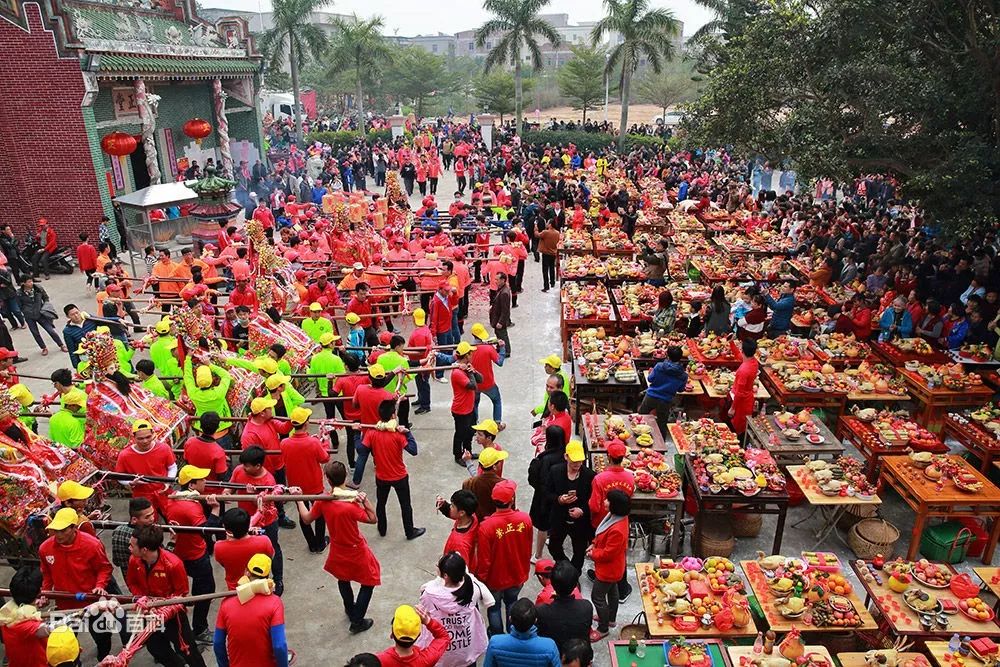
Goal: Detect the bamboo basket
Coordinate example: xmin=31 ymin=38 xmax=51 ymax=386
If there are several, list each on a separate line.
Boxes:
xmin=848 ymin=518 xmax=900 ymax=560
xmin=694 ymin=518 xmax=735 ymax=557
xmin=732 ymin=512 xmax=763 ymax=538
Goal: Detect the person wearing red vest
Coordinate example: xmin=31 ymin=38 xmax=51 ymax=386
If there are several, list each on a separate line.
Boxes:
xmin=469 ymin=324 xmax=506 ymax=423
xmin=586 ymin=442 xmax=635 ymax=602
xmin=588 ymin=490 xmax=630 ymax=641
xmin=350 ymin=365 xmax=394 ymax=486
xmin=127 ymin=525 xmax=207 ymax=666
xmin=362 ymin=399 xmax=424 ymax=539
xmin=475 ymin=479 xmax=533 ymax=635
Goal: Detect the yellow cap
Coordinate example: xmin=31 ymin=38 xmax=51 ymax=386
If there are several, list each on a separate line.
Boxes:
xmin=132 ymin=419 xmax=153 ymax=433
xmin=95 ymin=326 xmax=111 ymax=334
xmin=250 ymin=397 xmax=277 ymax=415
xmin=309 ymin=302 xmax=323 ymax=312
xmin=178 ymin=464 xmax=211 ymax=486
xmin=412 ymin=308 xmax=426 ymax=326
xmin=8 ymin=383 xmax=33 ymax=407
xmin=57 ymin=480 xmax=94 ymax=501
xmin=265 ymin=374 xmax=290 ymax=391
xmin=455 ymin=341 xmax=473 ymax=356
xmin=47 ymin=626 xmax=81 ymax=666
xmin=47 ymin=507 xmax=80 ymax=531
xmin=392 ymin=604 xmax=422 ymax=642
xmin=75 ymin=345 xmax=86 ymax=355
xmin=247 ymin=553 xmax=272 ymax=577
xmin=478 ymin=446 xmax=509 ymax=468
xmin=62 ymin=388 xmax=87 ymax=408
xmin=566 ymin=439 xmax=586 ymax=462
xmin=319 ymin=332 xmax=340 ymax=346
xmin=252 ymin=357 xmax=279 ymax=375
xmin=345 ymin=312 xmax=361 ymax=325
xmin=290 ymin=406 xmax=312 ymax=425
xmin=155 ymin=318 xmax=172 ymax=334
xmin=540 ymin=354 xmax=563 ymax=369
xmin=195 ymin=365 xmax=213 ymax=389
xmin=470 ymin=323 xmax=489 ymax=341
xmin=368 ymin=365 xmax=386 ymax=379
xmin=473 ymin=419 xmax=499 ymax=436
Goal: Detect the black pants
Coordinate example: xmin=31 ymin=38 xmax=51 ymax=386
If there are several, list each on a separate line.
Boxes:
xmin=398 ymin=398 xmax=411 ymax=428
xmin=453 ymin=411 xmax=475 ymax=460
xmin=33 ymin=251 xmax=51 ymax=278
xmin=183 ymin=553 xmax=215 ymax=635
xmin=87 ymin=612 xmax=115 ymax=659
xmin=85 ymin=269 xmax=96 ymax=286
xmin=338 ymin=580 xmax=375 ymax=625
xmin=321 ymin=400 xmax=341 ymax=452
xmin=443 ymin=154 xmax=453 ymax=170
xmin=639 ymin=394 xmax=673 ymax=440
xmin=457 ymin=176 xmax=467 ymax=194
xmin=541 ymin=254 xmax=557 ymax=290
xmin=549 ymin=521 xmax=591 ymax=572
xmin=420 ymin=292 xmax=432 ymax=313
xmin=418 ymin=180 xmax=427 ymax=195
xmin=145 ymin=613 xmax=206 ymax=667
xmin=375 ymin=171 xmax=386 ymax=187
xmin=375 ymin=475 xmax=415 ymax=537
xmin=403 ymin=177 xmax=415 ymax=195
xmin=494 ymin=325 xmax=511 ymax=357
xmin=530 ymin=236 xmax=540 ymax=261
xmin=429 ymin=177 xmax=438 ymax=195
xmin=299 ymin=499 xmax=328 ymax=551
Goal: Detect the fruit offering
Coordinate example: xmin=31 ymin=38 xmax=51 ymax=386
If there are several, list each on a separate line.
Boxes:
xmin=758 ymin=337 xmax=814 ymax=364
xmin=912 ymin=559 xmax=952 ymax=588
xmin=911 ymin=362 xmax=983 ymax=390
xmin=670 ymin=419 xmax=740 ymax=454
xmin=895 ymin=337 xmax=935 ymax=355
xmin=558 ymin=229 xmax=592 ymax=251
xmin=692 ymin=334 xmax=739 ymax=362
xmin=616 ymin=282 xmax=670 ymax=320
xmin=847 ymin=361 xmax=908 ymax=395
xmin=960 ymin=342 xmax=994 ymax=362
xmin=561 ymin=282 xmax=612 ymax=320
xmin=802 ymin=551 xmax=840 ymax=571
xmin=959 ymin=597 xmax=995 ymax=621
xmin=811 ymin=333 xmax=870 ymax=361
xmin=705 ymin=557 xmax=743 ymax=593
xmin=593 ymin=227 xmax=636 ymax=253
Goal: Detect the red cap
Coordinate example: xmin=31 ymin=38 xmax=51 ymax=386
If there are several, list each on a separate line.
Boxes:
xmin=294 ymin=270 xmax=308 ymax=281
xmin=607 ymin=442 xmax=628 ymax=459
xmin=0 ymin=348 xmax=17 ymax=359
xmin=38 ymin=218 xmax=47 ymax=226
xmin=491 ymin=479 xmax=516 ymax=503
xmin=378 ymin=331 xmax=393 ymax=345
xmin=105 ymin=283 xmax=122 ymax=293
xmin=312 ymin=269 xmax=326 ymax=279
xmin=534 ymin=559 xmax=555 ymax=575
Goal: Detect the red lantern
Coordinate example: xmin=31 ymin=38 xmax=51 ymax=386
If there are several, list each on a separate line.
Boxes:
xmin=183 ymin=118 xmax=212 ymax=146
xmin=100 ymin=132 xmax=137 ymax=157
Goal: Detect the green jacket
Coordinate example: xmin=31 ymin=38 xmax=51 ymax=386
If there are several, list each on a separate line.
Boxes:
xmin=149 ymin=336 xmax=180 ymax=377
xmin=113 ymin=339 xmax=134 ymax=373
xmin=533 ymin=368 xmax=571 ymax=416
xmin=309 ymin=349 xmax=345 ymax=396
xmin=277 ymin=385 xmax=305 ymax=417
xmin=377 ymin=350 xmax=412 ymax=394
xmin=50 ymin=409 xmax=85 ymax=449
xmin=301 ymin=317 xmax=333 ymax=343
xmin=183 ymin=358 xmax=233 ymax=428
xmin=142 ymin=375 xmax=170 ymax=400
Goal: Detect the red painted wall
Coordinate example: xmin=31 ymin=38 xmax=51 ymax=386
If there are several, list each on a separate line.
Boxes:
xmin=0 ymin=3 xmax=104 ymax=244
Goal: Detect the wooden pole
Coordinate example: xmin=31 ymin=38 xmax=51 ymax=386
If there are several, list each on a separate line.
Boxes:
xmin=44 ymin=590 xmax=239 ymax=619
xmin=90 ymin=520 xmax=226 ymax=534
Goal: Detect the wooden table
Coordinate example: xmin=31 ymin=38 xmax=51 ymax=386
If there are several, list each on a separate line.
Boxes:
xmin=838 ymin=653 xmax=927 ymax=667
xmin=926 ymin=641 xmax=997 ymax=667
xmin=974 ymin=567 xmax=1000 ymax=601
xmin=871 ymin=340 xmax=953 ymax=366
xmin=898 ymin=369 xmax=994 ymax=432
xmin=944 ymin=412 xmax=1000 ymax=473
xmin=582 ymin=413 xmax=669 ymax=453
xmin=608 ymin=639 xmax=734 ymax=667
xmin=561 ymin=305 xmax=619 ymax=356
xmin=634 ymin=563 xmax=758 ymax=638
xmin=760 ymin=367 xmax=848 ymax=420
xmin=572 ymin=363 xmax=645 ymax=432
xmin=788 ymin=465 xmax=881 ymax=546
xmin=837 ymin=416 xmax=949 ymax=481
xmin=741 ymin=560 xmax=878 ymax=633
xmin=851 ymin=559 xmax=1000 ymax=637
xmin=879 ymin=455 xmax=1000 ymax=563
xmin=729 ymin=646 xmax=834 ymax=667
xmin=687 ymin=458 xmax=790 ymax=554
xmin=747 ymin=414 xmax=844 ymax=466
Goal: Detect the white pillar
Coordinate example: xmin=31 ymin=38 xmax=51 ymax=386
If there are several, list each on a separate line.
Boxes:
xmin=479 ymin=114 xmax=496 ymax=151
xmin=389 ymin=114 xmax=406 ymax=141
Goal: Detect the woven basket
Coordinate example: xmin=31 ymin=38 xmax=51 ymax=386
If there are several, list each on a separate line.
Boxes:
xmin=836 ymin=503 xmax=878 ymax=532
xmin=695 ymin=518 xmax=735 ymax=557
xmin=848 ymin=518 xmax=900 ymax=560
xmin=732 ymin=512 xmax=763 ymax=538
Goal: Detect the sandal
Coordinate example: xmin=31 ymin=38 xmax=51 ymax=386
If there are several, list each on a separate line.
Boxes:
xmin=41 ymin=348 xmax=48 ymax=356
xmin=589 ymin=628 xmax=609 ymax=643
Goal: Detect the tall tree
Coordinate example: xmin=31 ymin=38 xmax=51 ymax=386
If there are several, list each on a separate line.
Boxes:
xmin=329 ymin=15 xmax=394 ymax=132
xmin=591 ymin=0 xmax=680 ymax=148
xmin=257 ymin=0 xmax=330 ymax=142
xmin=687 ymin=0 xmax=764 ymax=71
xmin=475 ymin=71 xmax=529 ymax=123
xmin=556 ymin=45 xmax=607 ymax=123
xmin=475 ymin=0 xmax=561 ymax=134
xmin=382 ymin=46 xmax=457 ymax=118
xmin=635 ymin=62 xmax=699 ymax=122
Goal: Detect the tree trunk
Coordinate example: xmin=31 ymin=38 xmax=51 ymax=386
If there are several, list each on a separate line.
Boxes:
xmin=514 ymin=55 xmax=523 ymax=136
xmin=417 ymin=95 xmax=423 ymax=120
xmin=618 ymin=63 xmax=631 ymax=150
xmin=356 ymin=63 xmax=365 ymax=133
xmin=289 ymin=38 xmax=303 ymax=144
xmin=582 ymin=106 xmax=588 ymax=124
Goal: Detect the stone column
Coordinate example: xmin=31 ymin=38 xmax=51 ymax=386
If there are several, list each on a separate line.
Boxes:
xmin=389 ymin=114 xmax=406 ymax=141
xmin=212 ymin=78 xmax=233 ymax=177
xmin=134 ymin=78 xmax=161 ymax=185
xmin=478 ymin=114 xmax=496 ymax=151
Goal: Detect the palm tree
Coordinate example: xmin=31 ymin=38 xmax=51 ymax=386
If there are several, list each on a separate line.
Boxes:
xmin=329 ymin=15 xmax=394 ymax=133
xmin=592 ymin=0 xmax=680 ymax=148
xmin=688 ymin=0 xmax=763 ymax=70
xmin=258 ymin=0 xmax=331 ymax=143
xmin=476 ymin=0 xmax=561 ymax=135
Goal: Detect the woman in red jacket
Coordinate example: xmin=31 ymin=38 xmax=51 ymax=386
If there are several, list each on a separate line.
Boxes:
xmin=587 ymin=489 xmax=630 ymax=641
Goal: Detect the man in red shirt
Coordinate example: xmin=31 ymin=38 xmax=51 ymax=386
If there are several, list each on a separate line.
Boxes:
xmin=228 ymin=446 xmax=284 ymax=596
xmin=586 ymin=441 xmax=635 ymax=600
xmin=127 ymin=525 xmax=207 ymax=667
xmin=476 ymin=479 xmax=533 ymax=635
xmin=241 ymin=397 xmax=295 ymax=529
xmin=280 ymin=407 xmax=330 ymax=552
xmin=38 ymin=508 xmax=116 ymax=659
xmin=115 ymin=419 xmax=177 ymax=517
xmin=165 ymin=465 xmax=221 ymax=640
xmin=213 ymin=553 xmax=289 ymax=667
xmin=377 ymin=605 xmax=449 ymax=667
xmin=362 ymin=400 xmax=424 ymax=540
xmin=182 ymin=410 xmax=229 ymax=489
xmin=469 ymin=323 xmax=506 ymax=423
xmin=450 ymin=342 xmax=482 ymax=466
xmin=229 ymin=278 xmax=259 ymax=313
xmin=350 ymin=365 xmax=394 ymax=487
xmin=306 ymin=271 xmax=342 ymax=313
xmin=407 ymin=308 xmax=434 ymax=414
xmin=214 ymin=507 xmax=275 ymax=590
xmin=76 ymin=233 xmax=98 ymax=293
xmin=435 ymin=488 xmax=479 ymax=569
xmin=428 ymin=282 xmax=460 ymax=369
xmin=333 ymin=354 xmax=368 ymax=470
xmin=346 ymin=282 xmax=380 ymax=346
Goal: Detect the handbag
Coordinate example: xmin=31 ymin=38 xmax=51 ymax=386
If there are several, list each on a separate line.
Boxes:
xmin=39 ymin=301 xmax=58 ymax=320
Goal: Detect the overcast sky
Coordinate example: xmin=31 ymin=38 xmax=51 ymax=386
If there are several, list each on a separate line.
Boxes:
xmin=202 ymin=0 xmax=715 ymax=38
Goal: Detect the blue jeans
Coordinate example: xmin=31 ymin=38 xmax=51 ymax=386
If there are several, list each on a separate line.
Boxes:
xmin=352 ymin=431 xmax=370 ymax=485
xmin=1 ymin=297 xmax=24 ymax=328
xmin=474 ymin=384 xmax=503 ymax=423
xmin=183 ymin=553 xmax=216 ymax=634
xmin=262 ymin=521 xmax=284 ymax=593
xmin=487 ymin=585 xmax=523 ymax=635
xmin=411 ymin=360 xmax=430 ymax=409
xmin=451 ymin=310 xmax=462 ymax=339
xmin=434 ymin=333 xmax=454 ymax=379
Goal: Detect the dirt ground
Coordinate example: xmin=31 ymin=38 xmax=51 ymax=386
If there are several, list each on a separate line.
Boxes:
xmin=532 ymin=103 xmax=668 ymax=125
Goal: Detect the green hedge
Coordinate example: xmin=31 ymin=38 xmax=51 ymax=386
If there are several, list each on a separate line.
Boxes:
xmin=522 ymin=130 xmax=665 ymax=153
xmin=304 ymin=129 xmax=394 ymax=148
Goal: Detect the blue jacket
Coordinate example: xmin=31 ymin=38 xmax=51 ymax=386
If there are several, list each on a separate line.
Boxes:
xmin=947 ymin=319 xmax=970 ymax=349
xmin=763 ymin=293 xmax=795 ymax=332
xmin=646 ymin=360 xmax=688 ymax=402
xmin=63 ymin=319 xmax=97 ymax=367
xmin=878 ymin=308 xmax=914 ymax=340
xmin=483 ymin=627 xmax=560 ymax=667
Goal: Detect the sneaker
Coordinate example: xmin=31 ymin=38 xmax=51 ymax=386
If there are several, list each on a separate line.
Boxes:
xmin=618 ymin=583 xmax=633 ymax=602
xmin=349 ymin=618 xmax=374 ymax=635
xmin=194 ymin=629 xmax=212 ymax=645
xmin=586 ymin=569 xmax=597 ymax=582
xmin=346 ymin=480 xmax=361 ymax=490
xmin=435 ymin=377 xmax=449 ymax=384
xmin=589 ymin=628 xmax=608 ymax=643
xmin=278 ymin=516 xmax=296 ymax=530
xmin=454 ymin=457 xmax=467 ymax=467
xmin=407 ymin=527 xmax=426 ymax=540
xmin=288 ymin=649 xmax=297 ymax=666
xmin=414 ymin=406 xmax=431 ymax=415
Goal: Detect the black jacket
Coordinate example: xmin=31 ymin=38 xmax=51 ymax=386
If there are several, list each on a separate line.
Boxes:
xmin=528 ymin=448 xmax=566 ymax=526
xmin=536 ymin=596 xmax=594 ymax=650
xmin=545 ymin=462 xmax=596 ymax=529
